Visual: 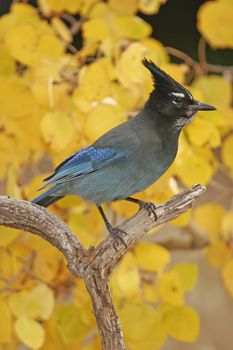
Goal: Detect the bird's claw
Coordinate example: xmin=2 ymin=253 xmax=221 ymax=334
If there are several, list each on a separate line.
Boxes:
xmin=139 ymin=200 xmax=158 ymax=221
xmin=107 ymin=225 xmax=128 ymax=250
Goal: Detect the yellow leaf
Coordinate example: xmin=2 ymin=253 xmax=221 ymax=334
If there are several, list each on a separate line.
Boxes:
xmin=222 ymin=259 xmax=233 ymax=297
xmin=163 ymin=305 xmax=200 ymax=342
xmin=33 ymin=253 xmax=58 ymax=283
xmin=38 ymin=0 xmax=81 ymax=14
xmin=77 ymin=57 xmax=115 ymax=102
xmin=160 ymin=63 xmax=188 ymax=85
xmin=119 ymin=302 xmax=158 ymax=342
xmin=198 ymin=0 xmax=233 ymax=48
xmin=51 ymin=17 xmax=72 ymax=43
xmin=139 ymin=0 xmax=167 ymax=14
xmin=0 ymin=248 xmax=22 ymax=281
xmin=157 ymin=270 xmax=184 ymax=305
xmin=15 ymin=317 xmax=45 ymax=349
xmin=83 ymin=18 xmax=109 ymax=42
xmin=222 ymin=134 xmax=233 ymax=177
xmin=172 ymin=263 xmax=198 ymax=292
xmin=35 ymin=34 xmax=64 ymax=64
xmin=0 ymin=227 xmax=20 ymax=247
xmin=0 ymin=48 xmax=16 ymax=75
xmin=206 ymin=241 xmax=232 ymax=269
xmin=186 ymin=117 xmax=221 ymax=148
xmin=0 ymin=301 xmax=12 ymax=343
xmin=111 ymin=252 xmax=140 ymax=298
xmin=221 ymin=211 xmax=233 ymax=240
xmin=113 ymin=14 xmax=152 ymax=40
xmin=171 ymin=210 xmax=192 ymax=227
xmin=134 ymin=242 xmax=170 ymax=271
xmin=109 ymin=0 xmax=138 ymax=15
xmin=193 ymin=203 xmax=225 ymax=240
xmin=193 ymin=75 xmax=232 ymax=107
xmin=143 ymin=282 xmax=159 ymax=303
xmin=0 ymin=76 xmax=35 ymax=119
xmin=141 ymin=38 xmax=169 ymax=64
xmin=40 ymin=111 xmax=74 ymax=152
xmin=9 ymin=284 xmax=54 ymax=320
xmin=55 ymin=304 xmax=90 ymax=342
xmin=116 ymin=42 xmax=158 ymax=100
xmin=85 ymin=104 xmax=126 ymax=142
xmin=175 ymin=151 xmax=213 ymax=186
xmin=4 ymin=24 xmax=38 ymax=66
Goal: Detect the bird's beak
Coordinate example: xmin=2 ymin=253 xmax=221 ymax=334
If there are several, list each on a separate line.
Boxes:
xmin=189 ymin=100 xmax=216 ymax=111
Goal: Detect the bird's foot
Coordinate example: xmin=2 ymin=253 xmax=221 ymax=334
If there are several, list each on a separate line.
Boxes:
xmin=106 ymin=224 xmax=127 ymax=250
xmin=138 ymin=200 xmax=158 ymax=221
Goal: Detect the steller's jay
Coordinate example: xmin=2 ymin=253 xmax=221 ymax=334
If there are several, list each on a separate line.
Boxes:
xmin=32 ymin=59 xmax=216 ymax=236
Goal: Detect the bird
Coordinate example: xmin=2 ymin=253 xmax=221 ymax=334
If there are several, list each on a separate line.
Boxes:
xmin=32 ymin=59 xmax=216 ymax=236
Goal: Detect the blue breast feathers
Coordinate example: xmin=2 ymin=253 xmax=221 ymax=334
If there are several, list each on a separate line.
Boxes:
xmin=40 ymin=146 xmax=128 ymax=188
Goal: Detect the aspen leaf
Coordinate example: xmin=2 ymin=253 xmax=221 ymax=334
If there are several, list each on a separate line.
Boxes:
xmin=139 ymin=0 xmax=167 ymax=14
xmin=0 ymin=48 xmax=16 ymax=75
xmin=172 ymin=263 xmax=198 ymax=292
xmin=193 ymin=75 xmax=232 ymax=107
xmin=40 ymin=111 xmax=74 ymax=152
xmin=194 ymin=203 xmax=225 ymax=239
xmin=141 ymin=38 xmax=169 ymax=64
xmin=0 ymin=227 xmax=20 ymax=247
xmin=143 ymin=282 xmax=159 ymax=303
xmin=171 ymin=210 xmax=192 ymax=227
xmin=206 ymin=241 xmax=232 ymax=269
xmin=221 ymin=211 xmax=233 ymax=240
xmin=186 ymin=118 xmax=220 ymax=148
xmin=157 ymin=270 xmax=184 ymax=305
xmin=119 ymin=302 xmax=158 ymax=341
xmin=111 ymin=253 xmax=140 ymax=297
xmin=85 ymin=104 xmax=126 ymax=142
xmin=0 ymin=248 xmax=21 ymax=281
xmin=175 ymin=152 xmax=213 ymax=186
xmin=38 ymin=0 xmax=81 ymax=14
xmin=4 ymin=24 xmax=38 ymax=66
xmin=15 ymin=317 xmax=45 ymax=349
xmin=222 ymin=134 xmax=233 ymax=177
xmin=0 ymin=76 xmax=34 ymax=119
xmin=160 ymin=63 xmax=188 ymax=84
xmin=114 ymin=15 xmax=152 ymax=40
xmin=164 ymin=305 xmax=200 ymax=342
xmin=134 ymin=242 xmax=170 ymax=271
xmin=109 ymin=0 xmax=138 ymax=15
xmin=55 ymin=304 xmax=89 ymax=342
xmin=0 ymin=301 xmax=12 ymax=343
xmin=198 ymin=0 xmax=233 ymax=48
xmin=9 ymin=284 xmax=54 ymax=320
xmin=83 ymin=18 xmax=109 ymax=42
xmin=51 ymin=17 xmax=72 ymax=43
xmin=222 ymin=259 xmax=233 ymax=297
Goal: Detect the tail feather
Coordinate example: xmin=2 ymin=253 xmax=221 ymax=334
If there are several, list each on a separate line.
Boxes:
xmin=32 ymin=191 xmax=64 ymax=207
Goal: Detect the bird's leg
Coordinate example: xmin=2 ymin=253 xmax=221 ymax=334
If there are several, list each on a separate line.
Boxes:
xmin=97 ymin=206 xmax=127 ymax=248
xmin=125 ymin=197 xmax=158 ymax=221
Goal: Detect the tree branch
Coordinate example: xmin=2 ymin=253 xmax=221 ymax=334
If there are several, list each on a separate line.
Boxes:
xmin=0 ymin=184 xmax=205 ymax=350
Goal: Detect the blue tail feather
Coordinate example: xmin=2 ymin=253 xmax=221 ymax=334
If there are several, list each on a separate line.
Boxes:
xmin=32 ymin=190 xmax=63 ymax=207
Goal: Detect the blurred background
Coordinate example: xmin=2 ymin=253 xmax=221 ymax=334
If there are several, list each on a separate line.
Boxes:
xmin=0 ymin=0 xmax=232 ymax=349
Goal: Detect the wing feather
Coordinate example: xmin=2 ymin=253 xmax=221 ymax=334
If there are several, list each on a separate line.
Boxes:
xmin=40 ymin=147 xmax=127 ymax=189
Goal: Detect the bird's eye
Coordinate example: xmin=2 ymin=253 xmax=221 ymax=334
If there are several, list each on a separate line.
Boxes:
xmin=173 ymin=97 xmax=183 ymax=104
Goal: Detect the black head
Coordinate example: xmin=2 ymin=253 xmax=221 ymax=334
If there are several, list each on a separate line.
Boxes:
xmin=143 ymin=58 xmax=216 ymax=128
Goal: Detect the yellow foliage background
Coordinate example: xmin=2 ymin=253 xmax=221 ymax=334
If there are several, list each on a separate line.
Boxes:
xmin=0 ymin=0 xmax=232 ymax=349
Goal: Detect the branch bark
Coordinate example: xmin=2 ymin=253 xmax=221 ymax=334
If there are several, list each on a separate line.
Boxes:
xmin=0 ymin=184 xmax=205 ymax=350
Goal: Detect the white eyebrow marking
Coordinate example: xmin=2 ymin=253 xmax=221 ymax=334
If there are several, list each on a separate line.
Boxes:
xmin=171 ymin=92 xmax=185 ymax=98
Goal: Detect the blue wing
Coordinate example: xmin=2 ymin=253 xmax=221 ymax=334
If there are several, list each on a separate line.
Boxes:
xmin=41 ymin=146 xmax=128 ymax=188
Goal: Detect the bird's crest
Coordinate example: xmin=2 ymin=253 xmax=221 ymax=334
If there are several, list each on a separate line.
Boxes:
xmin=142 ymin=58 xmax=187 ymax=96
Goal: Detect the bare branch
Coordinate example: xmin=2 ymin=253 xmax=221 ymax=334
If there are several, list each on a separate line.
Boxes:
xmin=0 ymin=184 xmax=205 ymax=350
